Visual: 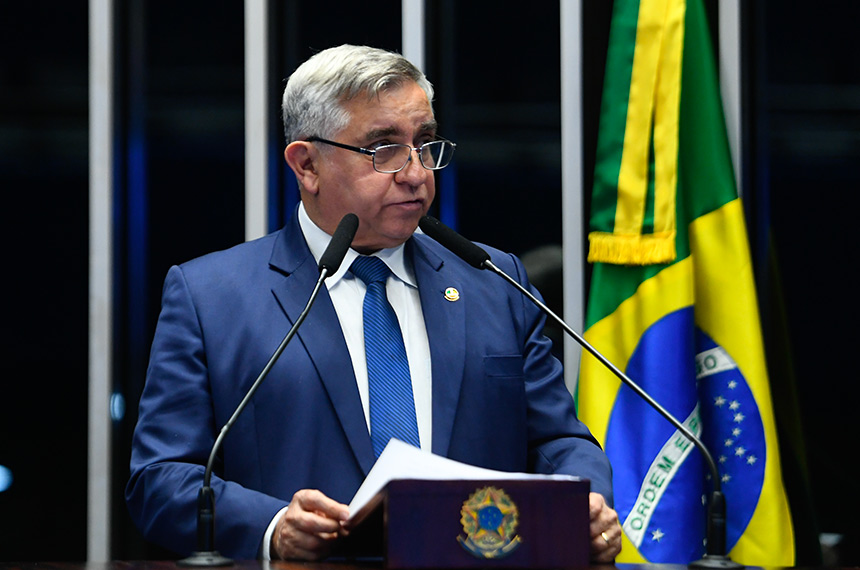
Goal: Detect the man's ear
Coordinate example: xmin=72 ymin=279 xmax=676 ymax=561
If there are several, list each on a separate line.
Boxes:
xmin=284 ymin=142 xmax=320 ymax=194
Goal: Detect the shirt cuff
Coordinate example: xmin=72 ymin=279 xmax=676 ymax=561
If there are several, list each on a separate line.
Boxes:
xmin=261 ymin=505 xmax=290 ymax=560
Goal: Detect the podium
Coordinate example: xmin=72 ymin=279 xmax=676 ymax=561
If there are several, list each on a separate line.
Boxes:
xmin=343 ymin=478 xmax=591 ymax=569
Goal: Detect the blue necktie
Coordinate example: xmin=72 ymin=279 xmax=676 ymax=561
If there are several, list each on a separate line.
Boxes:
xmin=350 ymin=256 xmax=420 ymax=457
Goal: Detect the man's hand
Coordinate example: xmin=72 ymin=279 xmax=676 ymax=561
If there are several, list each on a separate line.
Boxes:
xmin=588 ymin=492 xmax=621 ymax=563
xmin=270 ymin=489 xmax=350 ymax=561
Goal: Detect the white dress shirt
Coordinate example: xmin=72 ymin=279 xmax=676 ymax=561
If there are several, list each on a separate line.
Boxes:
xmin=264 ymin=205 xmax=433 ymax=558
xmin=298 ymin=204 xmax=433 ymax=448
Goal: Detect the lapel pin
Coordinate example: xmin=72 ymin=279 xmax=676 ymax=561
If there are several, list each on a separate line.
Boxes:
xmin=444 ymin=287 xmax=460 ymax=302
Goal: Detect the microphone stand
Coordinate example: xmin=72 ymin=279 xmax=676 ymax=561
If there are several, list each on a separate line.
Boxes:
xmin=178 ymin=273 xmax=329 ymax=567
xmin=483 ymin=260 xmax=741 ymax=569
xmin=178 ymin=213 xmax=358 ymax=567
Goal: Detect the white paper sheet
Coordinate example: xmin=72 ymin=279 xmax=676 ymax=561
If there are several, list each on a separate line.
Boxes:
xmin=347 ymin=439 xmax=579 ymax=520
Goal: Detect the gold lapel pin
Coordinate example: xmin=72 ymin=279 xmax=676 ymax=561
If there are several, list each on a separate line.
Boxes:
xmin=444 ymin=287 xmax=460 ymax=302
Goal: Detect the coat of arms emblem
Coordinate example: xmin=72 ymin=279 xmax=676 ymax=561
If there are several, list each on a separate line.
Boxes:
xmin=457 ymin=486 xmax=521 ymax=559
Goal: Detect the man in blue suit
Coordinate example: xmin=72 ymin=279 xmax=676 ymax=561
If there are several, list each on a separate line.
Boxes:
xmin=127 ymin=44 xmax=621 ymax=562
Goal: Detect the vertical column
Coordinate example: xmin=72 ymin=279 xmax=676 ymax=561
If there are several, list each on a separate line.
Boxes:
xmin=719 ymin=0 xmax=743 ymax=194
xmin=246 ymin=0 xmax=269 ymax=240
xmin=560 ymin=0 xmax=585 ymax=394
xmin=402 ymin=0 xmax=425 ymax=71
xmin=88 ymin=0 xmax=113 ymax=561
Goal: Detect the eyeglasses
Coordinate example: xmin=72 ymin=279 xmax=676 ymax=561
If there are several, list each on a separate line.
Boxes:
xmin=306 ymin=136 xmax=457 ymax=173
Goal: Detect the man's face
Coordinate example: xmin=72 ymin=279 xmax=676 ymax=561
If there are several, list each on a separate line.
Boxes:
xmin=304 ymin=81 xmax=437 ymax=253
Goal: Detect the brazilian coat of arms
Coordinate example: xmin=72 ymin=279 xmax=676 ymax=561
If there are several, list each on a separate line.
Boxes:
xmin=457 ymin=486 xmax=521 ymax=559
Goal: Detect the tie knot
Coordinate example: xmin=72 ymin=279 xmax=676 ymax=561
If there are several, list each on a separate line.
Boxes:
xmin=350 ymin=256 xmax=391 ymax=285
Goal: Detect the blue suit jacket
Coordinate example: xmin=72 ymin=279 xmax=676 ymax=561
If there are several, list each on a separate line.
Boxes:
xmin=126 ymin=215 xmax=613 ymax=558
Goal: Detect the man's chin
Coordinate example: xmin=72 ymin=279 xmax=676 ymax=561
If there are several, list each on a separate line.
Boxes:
xmin=352 ymin=224 xmax=421 ymax=254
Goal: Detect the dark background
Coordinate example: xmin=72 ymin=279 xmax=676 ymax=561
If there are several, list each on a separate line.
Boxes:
xmin=1 ymin=0 xmax=857 ymax=564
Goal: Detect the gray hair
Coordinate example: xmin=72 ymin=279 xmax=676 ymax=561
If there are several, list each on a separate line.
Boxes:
xmin=281 ymin=44 xmax=434 ymax=144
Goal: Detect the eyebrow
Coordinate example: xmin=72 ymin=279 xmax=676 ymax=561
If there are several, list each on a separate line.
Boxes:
xmin=363 ymin=120 xmax=439 ymax=142
xmin=420 ymin=120 xmax=439 ymax=133
xmin=364 ymin=127 xmax=399 ymax=141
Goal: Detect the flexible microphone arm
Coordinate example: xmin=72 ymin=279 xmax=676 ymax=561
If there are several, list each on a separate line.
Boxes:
xmin=418 ymin=216 xmax=741 ymax=569
xmin=178 ymin=213 xmax=359 ymax=567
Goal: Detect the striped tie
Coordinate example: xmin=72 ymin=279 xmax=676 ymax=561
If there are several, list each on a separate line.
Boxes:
xmin=350 ymin=256 xmax=420 ymax=457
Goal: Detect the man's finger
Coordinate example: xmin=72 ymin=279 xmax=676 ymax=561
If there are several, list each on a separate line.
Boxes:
xmin=588 ymin=492 xmax=607 ymax=519
xmin=288 ymin=506 xmax=342 ymax=535
xmin=293 ymin=489 xmax=350 ymax=521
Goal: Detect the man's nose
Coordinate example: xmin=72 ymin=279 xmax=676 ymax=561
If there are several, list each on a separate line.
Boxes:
xmin=396 ymin=149 xmax=428 ymax=185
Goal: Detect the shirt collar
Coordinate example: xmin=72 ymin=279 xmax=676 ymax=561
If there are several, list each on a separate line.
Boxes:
xmin=297 ymin=203 xmax=417 ymax=288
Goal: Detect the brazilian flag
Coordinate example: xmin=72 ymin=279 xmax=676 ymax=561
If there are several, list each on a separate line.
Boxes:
xmin=577 ymin=0 xmax=794 ymax=564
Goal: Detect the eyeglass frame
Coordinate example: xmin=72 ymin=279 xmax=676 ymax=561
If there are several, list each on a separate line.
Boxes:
xmin=305 ymin=136 xmax=456 ymax=174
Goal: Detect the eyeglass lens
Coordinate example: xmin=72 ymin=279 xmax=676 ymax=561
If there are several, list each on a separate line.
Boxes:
xmin=374 ymin=141 xmax=454 ymax=172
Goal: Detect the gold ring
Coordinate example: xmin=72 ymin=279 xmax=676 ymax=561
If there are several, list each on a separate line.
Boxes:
xmin=601 ymin=531 xmax=610 ymax=544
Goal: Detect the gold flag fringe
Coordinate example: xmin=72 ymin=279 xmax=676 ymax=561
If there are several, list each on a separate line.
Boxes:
xmin=587 ymin=231 xmax=677 ymax=265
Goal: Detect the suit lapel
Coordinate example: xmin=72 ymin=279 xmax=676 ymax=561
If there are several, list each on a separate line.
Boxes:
xmin=410 ymin=237 xmax=467 ymax=458
xmin=268 ymin=218 xmax=376 ymax=475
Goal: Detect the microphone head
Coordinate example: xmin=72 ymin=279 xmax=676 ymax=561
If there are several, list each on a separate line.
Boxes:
xmin=418 ymin=216 xmax=490 ymax=269
xmin=318 ymin=213 xmax=359 ymax=274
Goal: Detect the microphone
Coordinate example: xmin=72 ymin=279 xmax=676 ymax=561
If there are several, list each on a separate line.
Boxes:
xmin=319 ymin=213 xmax=359 ymax=274
xmin=417 ymin=215 xmax=741 ymax=570
xmin=418 ymin=215 xmax=490 ymax=269
xmin=179 ymin=213 xmax=358 ymax=567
